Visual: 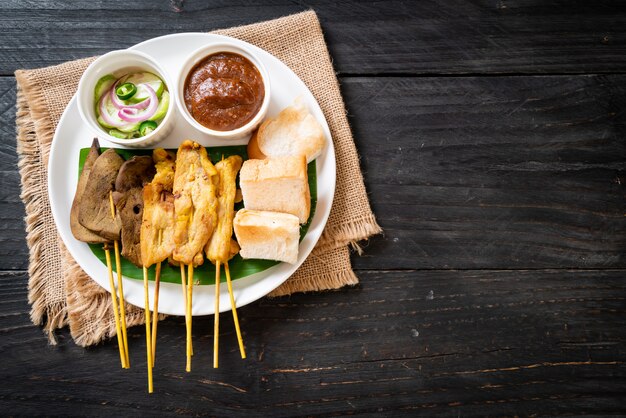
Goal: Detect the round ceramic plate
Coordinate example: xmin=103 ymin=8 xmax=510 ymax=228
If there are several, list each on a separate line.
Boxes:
xmin=48 ymin=33 xmax=336 ymax=316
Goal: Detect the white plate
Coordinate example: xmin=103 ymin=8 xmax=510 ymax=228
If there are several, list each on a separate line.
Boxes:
xmin=48 ymin=33 xmax=336 ymax=316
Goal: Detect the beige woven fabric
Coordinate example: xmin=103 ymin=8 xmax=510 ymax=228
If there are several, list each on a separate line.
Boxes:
xmin=15 ymin=10 xmax=381 ymax=346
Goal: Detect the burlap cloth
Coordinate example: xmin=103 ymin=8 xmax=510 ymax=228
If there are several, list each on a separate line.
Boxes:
xmin=14 ymin=11 xmax=381 ymax=346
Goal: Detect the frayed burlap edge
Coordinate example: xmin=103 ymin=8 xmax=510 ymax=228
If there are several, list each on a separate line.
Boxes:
xmin=15 ymin=74 xmax=66 ymax=344
xmin=62 ymin=243 xmax=148 ymax=347
xmin=268 ymin=246 xmax=359 ymax=297
xmin=317 ymin=213 xmax=382 ymax=255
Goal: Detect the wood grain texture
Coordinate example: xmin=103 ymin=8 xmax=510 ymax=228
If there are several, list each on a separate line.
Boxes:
xmin=1 ymin=269 xmax=624 ymax=416
xmin=343 ymin=74 xmax=626 ymax=270
xmin=0 ymin=0 xmax=626 ymax=75
xmin=2 ymin=1 xmax=626 ymax=415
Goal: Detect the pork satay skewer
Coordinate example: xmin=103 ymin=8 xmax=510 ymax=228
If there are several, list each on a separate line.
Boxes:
xmin=205 ymin=155 xmax=245 ymax=366
xmin=172 ymin=140 xmax=218 ymax=372
xmin=140 ymin=149 xmax=177 ymax=389
xmin=108 ymin=191 xmax=129 ymax=368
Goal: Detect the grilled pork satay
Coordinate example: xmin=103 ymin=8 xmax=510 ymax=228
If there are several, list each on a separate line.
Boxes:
xmin=205 ymin=155 xmax=245 ymax=367
xmin=171 ymin=140 xmax=218 ymax=373
xmin=172 ymin=140 xmax=218 ymax=266
xmin=205 ymin=155 xmax=243 ymax=263
xmin=141 ymin=185 xmax=176 ymax=267
xmin=139 ymin=148 xmax=176 ymax=392
xmin=141 ymin=150 xmax=176 ymax=267
xmin=152 ymin=148 xmax=176 ymax=191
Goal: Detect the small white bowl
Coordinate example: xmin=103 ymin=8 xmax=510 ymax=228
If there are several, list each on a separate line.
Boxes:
xmin=76 ymin=49 xmax=175 ymax=148
xmin=176 ymin=42 xmax=270 ymax=141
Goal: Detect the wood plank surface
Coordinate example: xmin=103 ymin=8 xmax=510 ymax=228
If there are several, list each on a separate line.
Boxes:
xmin=2 ymin=1 xmax=625 ymax=415
xmin=1 ymin=269 xmax=624 ymax=416
xmin=343 ymin=74 xmax=626 ymax=270
xmin=0 ymin=0 xmax=625 ymax=75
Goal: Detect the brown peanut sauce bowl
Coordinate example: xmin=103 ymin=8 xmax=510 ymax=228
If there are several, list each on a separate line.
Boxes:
xmin=176 ymin=42 xmax=271 ymax=140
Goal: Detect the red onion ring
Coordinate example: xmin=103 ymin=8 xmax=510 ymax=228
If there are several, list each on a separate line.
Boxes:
xmin=98 ymin=89 xmax=124 ymax=127
xmin=117 ymin=85 xmax=158 ymax=123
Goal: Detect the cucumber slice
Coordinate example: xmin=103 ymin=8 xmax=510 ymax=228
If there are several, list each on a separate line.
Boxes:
xmin=151 ymin=90 xmax=170 ymax=121
xmin=118 ymin=122 xmax=141 ymax=133
xmin=121 ymin=72 xmax=165 ymax=103
xmin=97 ymin=115 xmax=115 ymax=129
xmin=109 ymin=129 xmax=130 ymax=139
xmin=94 ymin=74 xmax=116 ymax=105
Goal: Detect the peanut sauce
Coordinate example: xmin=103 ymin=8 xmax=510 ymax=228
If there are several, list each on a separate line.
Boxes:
xmin=184 ymin=52 xmax=265 ymax=131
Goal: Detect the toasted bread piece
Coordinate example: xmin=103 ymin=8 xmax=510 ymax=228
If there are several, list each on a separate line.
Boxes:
xmin=240 ymin=155 xmax=310 ymax=223
xmin=233 ymin=209 xmax=300 ymax=264
xmin=256 ymin=97 xmax=325 ymax=163
xmin=246 ymin=129 xmax=266 ymax=160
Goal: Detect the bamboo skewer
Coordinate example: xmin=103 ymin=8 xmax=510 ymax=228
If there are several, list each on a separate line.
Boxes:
xmin=143 ymin=266 xmax=153 ymax=393
xmin=113 ymin=240 xmax=130 ymax=368
xmin=224 ymin=262 xmax=246 ymax=359
xmin=180 ymin=264 xmax=189 ymax=370
xmin=214 ymin=261 xmax=220 ymax=368
xmin=105 ymin=245 xmax=127 ymax=369
xmin=106 ymin=191 xmax=128 ymax=369
xmin=180 ymin=264 xmax=193 ymax=359
xmin=150 ymin=261 xmax=161 ymax=367
xmin=186 ymin=264 xmax=194 ymax=372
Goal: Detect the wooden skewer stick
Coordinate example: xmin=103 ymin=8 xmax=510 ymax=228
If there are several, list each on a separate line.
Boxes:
xmin=224 ymin=262 xmax=246 ymax=359
xmin=214 ymin=261 xmax=220 ymax=369
xmin=113 ymin=240 xmax=129 ymax=368
xmin=186 ymin=263 xmax=194 ymax=372
xmin=180 ymin=264 xmax=193 ymax=359
xmin=108 ymin=191 xmax=129 ymax=368
xmin=180 ymin=264 xmax=189 ymax=370
xmin=143 ymin=266 xmax=154 ymax=393
xmin=105 ymin=245 xmax=127 ymax=369
xmin=150 ymin=261 xmax=161 ymax=368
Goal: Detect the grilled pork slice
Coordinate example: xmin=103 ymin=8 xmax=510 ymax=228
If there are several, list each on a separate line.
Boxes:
xmin=140 ymin=149 xmax=177 ymax=267
xmin=172 ymin=140 xmax=218 ymax=266
xmin=141 ymin=183 xmax=176 ymax=268
xmin=205 ymin=155 xmax=243 ymax=264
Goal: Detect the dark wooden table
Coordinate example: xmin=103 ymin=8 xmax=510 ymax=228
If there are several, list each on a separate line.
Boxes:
xmin=1 ymin=1 xmax=625 ymax=416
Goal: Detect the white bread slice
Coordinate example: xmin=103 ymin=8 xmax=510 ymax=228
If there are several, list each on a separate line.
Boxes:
xmin=256 ymin=97 xmax=326 ymax=163
xmin=233 ymin=209 xmax=300 ymax=264
xmin=246 ymin=129 xmax=266 ymax=160
xmin=240 ymin=155 xmax=310 ymax=223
